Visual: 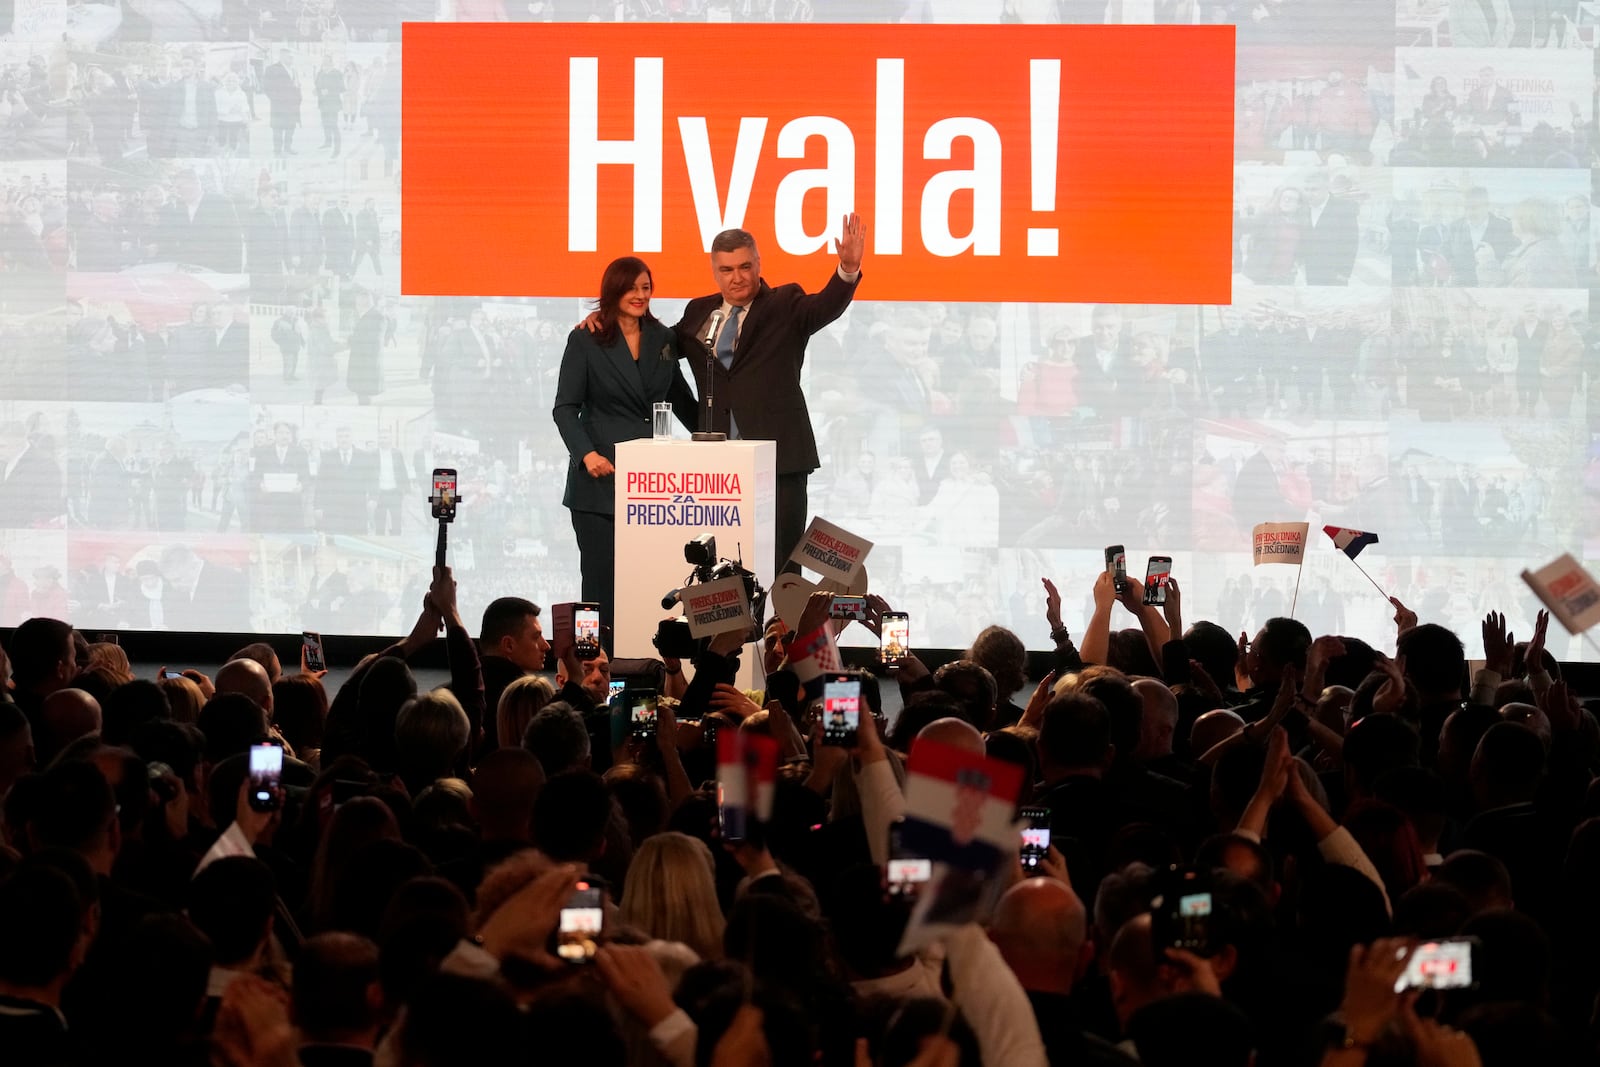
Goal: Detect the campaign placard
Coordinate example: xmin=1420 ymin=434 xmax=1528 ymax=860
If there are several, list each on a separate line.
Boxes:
xmin=1252 ymin=521 xmax=1310 ymax=567
xmin=682 ymin=574 xmax=753 ymax=638
xmin=1522 ymin=554 xmax=1600 ymax=635
xmin=790 ymin=517 xmax=873 ymax=584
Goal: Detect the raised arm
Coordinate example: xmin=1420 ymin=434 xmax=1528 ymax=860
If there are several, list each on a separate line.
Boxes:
xmin=1078 ymin=571 xmax=1116 ymax=667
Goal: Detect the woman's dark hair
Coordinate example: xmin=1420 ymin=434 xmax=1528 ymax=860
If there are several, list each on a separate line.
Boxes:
xmin=592 ymin=255 xmax=655 ymax=345
xmin=273 ymin=674 xmax=329 ymax=754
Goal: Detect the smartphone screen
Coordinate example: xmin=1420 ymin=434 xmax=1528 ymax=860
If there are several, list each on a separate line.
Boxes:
xmin=1143 ymin=557 xmax=1172 ymax=606
xmin=247 ymin=743 xmax=283 ymax=812
xmin=1395 ymin=939 xmax=1476 ymax=993
xmin=822 ymin=674 xmax=861 ymax=747
xmin=1173 ymin=891 xmax=1213 ymax=951
xmin=1105 ymin=545 xmax=1127 ymax=593
xmin=880 ymin=612 xmax=910 ymax=664
xmin=162 ymin=669 xmax=183 ymax=680
xmin=574 ymin=604 xmax=601 ymax=660
xmin=702 ymin=716 xmax=720 ymax=748
xmin=886 ymin=857 xmax=932 ymax=893
xmin=302 ymin=630 xmax=326 ymax=673
xmin=607 ymin=679 xmax=626 ymax=708
xmin=557 ymin=882 xmax=604 ymax=963
xmin=631 ymin=690 xmax=658 ymax=740
xmin=828 ymin=595 xmax=868 ymax=621
xmin=95 ymin=632 xmax=119 ymax=646
xmin=1019 ymin=805 xmax=1050 ymax=871
xmin=431 ymin=468 xmax=458 ymax=521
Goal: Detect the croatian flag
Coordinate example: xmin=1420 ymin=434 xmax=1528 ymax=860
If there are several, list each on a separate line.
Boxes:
xmin=898 ymin=740 xmax=1024 ymax=872
xmin=1323 ymin=526 xmax=1379 ymax=560
xmin=717 ymin=730 xmax=778 ymax=842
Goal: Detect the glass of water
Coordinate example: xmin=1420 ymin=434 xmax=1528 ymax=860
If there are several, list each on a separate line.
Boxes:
xmin=652 ymin=402 xmax=673 ymax=440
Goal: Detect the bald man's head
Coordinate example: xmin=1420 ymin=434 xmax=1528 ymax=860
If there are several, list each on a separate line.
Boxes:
xmin=990 ymin=876 xmax=1089 ymax=995
xmin=216 ymin=658 xmax=273 ymax=714
xmin=915 ymin=716 xmax=986 ymax=755
xmin=1107 ymin=913 xmax=1166 ymax=1026
xmin=1132 ymin=679 xmax=1178 ymax=760
xmin=1189 ymin=709 xmax=1245 ymax=758
xmin=43 ymin=688 xmax=101 ymax=753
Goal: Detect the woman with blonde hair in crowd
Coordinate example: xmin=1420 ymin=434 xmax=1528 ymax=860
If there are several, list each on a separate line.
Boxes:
xmin=84 ymin=642 xmax=135 ymax=686
xmin=618 ymin=832 xmax=724 ymax=962
xmin=1503 ymin=197 xmax=1576 ymax=288
xmin=157 ymin=674 xmax=205 ymax=724
xmin=498 ymin=674 xmax=555 ymax=751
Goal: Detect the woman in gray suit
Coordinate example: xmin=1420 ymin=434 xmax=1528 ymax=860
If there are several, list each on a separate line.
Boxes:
xmin=553 ymin=256 xmax=697 ymax=643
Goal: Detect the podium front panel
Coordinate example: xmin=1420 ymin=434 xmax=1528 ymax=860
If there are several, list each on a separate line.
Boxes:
xmin=614 ymin=440 xmax=776 ymax=685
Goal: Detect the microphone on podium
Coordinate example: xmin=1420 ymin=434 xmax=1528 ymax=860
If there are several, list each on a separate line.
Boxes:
xmin=703 ymin=309 xmax=725 ymax=350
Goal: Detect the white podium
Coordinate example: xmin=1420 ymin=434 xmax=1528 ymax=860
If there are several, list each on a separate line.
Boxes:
xmin=614 ymin=439 xmax=776 ymax=689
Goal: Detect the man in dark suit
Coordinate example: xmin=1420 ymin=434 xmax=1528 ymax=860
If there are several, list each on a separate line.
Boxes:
xmin=160 ymin=545 xmax=249 ymax=632
xmin=87 ymin=442 xmax=133 ymax=529
xmin=354 ymin=199 xmax=382 ymax=275
xmin=214 ymin=303 xmax=250 ymax=389
xmin=371 ymin=429 xmax=411 ymax=536
xmin=1073 ymin=305 xmax=1133 ymax=418
xmin=670 ymin=218 xmax=865 ymax=574
xmin=1301 ymin=172 xmax=1360 ymax=285
xmin=316 ymin=427 xmax=373 ymax=535
xmin=164 ymin=57 xmax=216 ymax=157
xmin=261 ymin=49 xmax=302 ymax=158
xmin=288 ymin=190 xmax=323 ymax=274
xmin=160 ymin=168 xmax=242 ymax=273
xmin=1445 ymin=187 xmax=1517 ymax=286
xmin=346 ymin=289 xmax=386 ymax=405
xmin=251 ymin=423 xmax=310 ymax=532
xmin=247 ymin=186 xmax=291 ymax=277
xmin=321 ymin=197 xmax=355 ymax=279
xmin=74 ymin=553 xmax=136 ymax=630
xmin=437 ymin=310 xmax=495 ymax=430
xmin=1 ymin=432 xmax=65 ymax=527
xmin=1512 ymin=303 xmax=1547 ymax=415
xmin=1465 ymin=66 xmax=1515 ymax=123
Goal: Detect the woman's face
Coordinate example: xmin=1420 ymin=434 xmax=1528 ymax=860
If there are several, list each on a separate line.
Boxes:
xmin=617 ymin=270 xmax=652 ymax=321
xmin=950 ymin=453 xmax=971 ymax=480
xmin=1431 ymin=77 xmax=1448 ymax=95
xmin=1279 ymin=189 xmax=1302 ymax=213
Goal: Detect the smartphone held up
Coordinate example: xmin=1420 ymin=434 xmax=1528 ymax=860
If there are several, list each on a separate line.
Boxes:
xmin=247 ymin=743 xmax=283 ymax=813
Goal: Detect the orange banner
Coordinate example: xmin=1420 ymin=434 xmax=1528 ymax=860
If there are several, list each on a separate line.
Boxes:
xmin=402 ymin=23 xmax=1234 ymax=303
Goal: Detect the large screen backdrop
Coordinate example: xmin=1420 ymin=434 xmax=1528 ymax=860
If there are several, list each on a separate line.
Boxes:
xmin=0 ymin=2 xmax=1596 ymax=660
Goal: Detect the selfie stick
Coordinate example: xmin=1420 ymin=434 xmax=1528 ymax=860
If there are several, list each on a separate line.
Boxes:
xmin=435 ymin=520 xmax=448 ymax=569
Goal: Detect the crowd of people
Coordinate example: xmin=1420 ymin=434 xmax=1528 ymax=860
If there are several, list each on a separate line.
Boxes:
xmin=0 ymin=551 xmax=1595 ymax=1067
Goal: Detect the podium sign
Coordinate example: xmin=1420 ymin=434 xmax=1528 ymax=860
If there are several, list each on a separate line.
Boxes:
xmin=614 ymin=440 xmax=776 ymax=685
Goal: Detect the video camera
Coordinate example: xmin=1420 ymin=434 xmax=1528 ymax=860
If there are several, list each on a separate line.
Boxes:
xmin=654 ymin=534 xmax=767 ymax=659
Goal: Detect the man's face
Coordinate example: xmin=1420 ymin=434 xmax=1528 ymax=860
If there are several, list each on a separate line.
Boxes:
xmin=579 ymin=652 xmax=611 ymax=705
xmin=501 ymin=614 xmax=549 ymax=672
xmin=1093 ymin=315 xmax=1121 ymax=349
xmin=336 ymin=428 xmax=353 ymax=450
xmin=274 ymin=426 xmax=292 ymax=448
xmin=968 ymin=317 xmax=997 ymax=350
xmin=1466 ymin=194 xmax=1489 ymax=223
xmin=1306 ymin=178 xmax=1329 ymax=207
xmin=711 ymin=246 xmax=760 ymax=306
xmin=886 ymin=325 xmax=931 ymax=365
xmin=920 ymin=431 xmax=942 ymax=457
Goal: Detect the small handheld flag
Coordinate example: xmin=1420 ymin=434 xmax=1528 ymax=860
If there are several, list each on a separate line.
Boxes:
xmin=1323 ymin=526 xmax=1379 ymax=560
xmin=1322 ymin=525 xmax=1388 ymax=600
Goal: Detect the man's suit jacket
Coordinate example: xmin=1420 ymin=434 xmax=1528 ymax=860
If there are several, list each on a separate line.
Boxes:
xmin=1445 ymin=213 xmax=1516 ymax=285
xmin=161 ymin=194 xmax=242 ymax=272
xmin=167 ymin=560 xmax=249 ymax=632
xmin=1301 ymin=195 xmax=1360 ymax=284
xmin=289 ymin=206 xmax=322 ymax=269
xmin=318 ymin=448 xmax=374 ymax=530
xmin=321 ymin=208 xmax=354 ymax=263
xmin=671 ymin=270 xmax=859 ymax=475
xmin=347 ymin=308 xmax=385 ymax=399
xmin=214 ymin=321 xmax=249 ymax=388
xmin=553 ymin=318 xmax=697 ymax=515
xmin=165 ymin=78 xmax=217 ymax=134
xmin=248 ymin=206 xmax=290 ymax=274
xmin=1 ymin=447 xmax=64 ymax=526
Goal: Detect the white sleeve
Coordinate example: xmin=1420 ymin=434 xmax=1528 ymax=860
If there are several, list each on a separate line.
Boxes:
xmin=648 ymin=1009 xmax=698 ymax=1067
xmin=1318 ymin=825 xmax=1392 ymax=915
xmin=944 ymin=925 xmax=1049 ymax=1067
xmin=857 ymin=757 xmax=906 ymax=866
xmin=193 ymin=822 xmax=253 ymax=875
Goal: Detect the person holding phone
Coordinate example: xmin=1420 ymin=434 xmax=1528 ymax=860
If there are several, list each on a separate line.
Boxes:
xmin=553 ymin=256 xmax=698 ymax=647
